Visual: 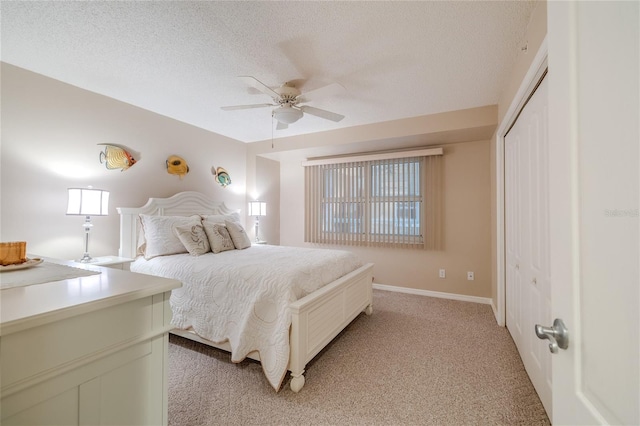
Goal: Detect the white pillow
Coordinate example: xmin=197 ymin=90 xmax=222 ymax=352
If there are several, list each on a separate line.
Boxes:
xmin=203 ymin=222 xmax=235 ymax=254
xmin=174 ymin=223 xmax=211 ymax=256
xmin=139 ymin=214 xmax=201 ymax=259
xmin=224 ymin=220 xmax=251 ymax=250
xmin=201 ymin=212 xmax=240 ymax=225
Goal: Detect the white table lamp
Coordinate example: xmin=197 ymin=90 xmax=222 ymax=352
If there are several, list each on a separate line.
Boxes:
xmin=67 ymin=187 xmax=109 ymax=263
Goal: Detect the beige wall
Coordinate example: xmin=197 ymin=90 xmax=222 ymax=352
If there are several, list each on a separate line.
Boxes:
xmin=253 ymin=156 xmax=280 ymax=245
xmin=246 ymin=106 xmax=497 ymax=298
xmin=278 ymin=140 xmax=492 ymax=297
xmin=1 ymin=63 xmax=248 ymax=260
xmin=491 ymin=1 xmax=547 ymax=308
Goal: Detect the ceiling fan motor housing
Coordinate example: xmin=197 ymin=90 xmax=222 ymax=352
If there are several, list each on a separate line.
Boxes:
xmin=274 ymin=83 xmax=301 ymax=105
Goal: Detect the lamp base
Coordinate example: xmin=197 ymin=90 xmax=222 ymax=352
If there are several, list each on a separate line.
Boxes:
xmin=254 ymin=217 xmax=260 ymax=242
xmin=78 ymin=217 xmax=97 ymax=263
xmin=77 ymin=253 xmax=97 ymax=263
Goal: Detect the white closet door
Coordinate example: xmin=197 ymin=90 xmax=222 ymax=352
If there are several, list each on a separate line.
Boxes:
xmin=505 ymin=118 xmax=523 ymax=350
xmin=505 ymin=75 xmax=552 ymax=415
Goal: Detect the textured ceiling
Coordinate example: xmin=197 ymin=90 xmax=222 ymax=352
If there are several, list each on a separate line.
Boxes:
xmin=1 ymin=1 xmax=536 ymax=143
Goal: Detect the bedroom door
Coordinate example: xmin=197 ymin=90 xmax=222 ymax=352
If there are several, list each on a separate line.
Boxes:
xmin=546 ymin=1 xmax=639 ymax=424
xmin=505 ymin=74 xmax=552 ymax=415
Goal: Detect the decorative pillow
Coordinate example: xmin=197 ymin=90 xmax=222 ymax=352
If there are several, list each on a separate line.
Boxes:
xmin=225 ymin=220 xmax=251 ymax=250
xmin=139 ymin=214 xmax=201 ymax=259
xmin=201 ymin=212 xmax=241 ymax=225
xmin=203 ymin=222 xmax=235 ymax=254
xmin=173 ymin=223 xmax=210 ymax=256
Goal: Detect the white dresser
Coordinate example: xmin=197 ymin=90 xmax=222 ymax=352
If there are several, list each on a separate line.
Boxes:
xmin=0 ymin=260 xmax=181 ymax=426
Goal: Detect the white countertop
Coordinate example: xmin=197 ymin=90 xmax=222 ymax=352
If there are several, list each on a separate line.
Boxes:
xmin=0 ymin=257 xmax=181 ymax=336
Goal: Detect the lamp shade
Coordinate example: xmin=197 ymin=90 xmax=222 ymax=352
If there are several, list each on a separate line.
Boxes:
xmin=67 ymin=188 xmax=109 ymax=216
xmin=248 ymin=201 xmax=266 ymax=217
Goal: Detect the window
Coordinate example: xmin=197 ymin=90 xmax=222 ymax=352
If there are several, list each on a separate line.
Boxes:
xmin=305 ymin=151 xmax=442 ymax=249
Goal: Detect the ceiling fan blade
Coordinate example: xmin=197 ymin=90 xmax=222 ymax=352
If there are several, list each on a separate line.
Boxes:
xmin=298 ymin=82 xmax=346 ymax=103
xmin=299 ymin=105 xmax=345 ymax=122
xmin=238 ymin=76 xmax=281 ymax=100
xmin=276 ymin=121 xmax=288 ymax=130
xmin=221 ymin=103 xmax=274 ymax=111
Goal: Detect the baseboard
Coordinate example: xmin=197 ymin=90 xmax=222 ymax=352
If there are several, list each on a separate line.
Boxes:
xmin=372 ymin=283 xmax=492 ymax=305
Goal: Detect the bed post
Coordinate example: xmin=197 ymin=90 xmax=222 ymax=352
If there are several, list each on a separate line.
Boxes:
xmin=286 ymin=263 xmax=374 ymax=393
xmin=118 ymin=210 xmax=136 ymax=259
xmin=288 ymin=309 xmax=307 ymax=393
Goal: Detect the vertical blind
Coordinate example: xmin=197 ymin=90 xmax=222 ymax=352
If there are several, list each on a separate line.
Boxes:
xmin=304 ymin=151 xmax=442 ymax=249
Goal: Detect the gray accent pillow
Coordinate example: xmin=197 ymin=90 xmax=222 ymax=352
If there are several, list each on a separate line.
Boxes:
xmin=225 ymin=220 xmax=251 ymax=250
xmin=203 ymin=222 xmax=235 ymax=254
xmin=174 ymin=223 xmax=211 ymax=256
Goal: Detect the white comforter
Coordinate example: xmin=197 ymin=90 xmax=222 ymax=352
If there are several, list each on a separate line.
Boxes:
xmin=131 ymin=244 xmax=362 ymax=390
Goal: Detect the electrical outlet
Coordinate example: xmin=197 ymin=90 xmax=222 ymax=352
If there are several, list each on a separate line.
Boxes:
xmin=439 ymin=269 xmax=446 ymax=278
xmin=467 ymin=271 xmax=475 ymax=281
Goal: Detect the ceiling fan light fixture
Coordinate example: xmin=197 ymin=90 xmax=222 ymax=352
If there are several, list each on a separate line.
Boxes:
xmin=273 ymin=106 xmax=303 ymax=124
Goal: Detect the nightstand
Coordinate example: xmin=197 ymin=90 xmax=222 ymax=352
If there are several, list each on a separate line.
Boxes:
xmin=72 ymin=256 xmax=135 ymax=271
xmin=252 ymin=241 xmax=267 ymax=245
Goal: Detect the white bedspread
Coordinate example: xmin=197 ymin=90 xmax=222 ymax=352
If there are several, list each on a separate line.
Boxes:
xmin=131 ymin=244 xmax=362 ymax=390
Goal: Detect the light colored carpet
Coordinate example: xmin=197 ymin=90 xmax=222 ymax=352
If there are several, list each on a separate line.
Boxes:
xmin=168 ymin=290 xmax=551 ymax=425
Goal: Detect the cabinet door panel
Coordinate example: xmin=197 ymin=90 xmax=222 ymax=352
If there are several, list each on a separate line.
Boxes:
xmin=3 ymin=387 xmax=78 ymax=426
xmin=97 ymin=353 xmax=156 ymax=425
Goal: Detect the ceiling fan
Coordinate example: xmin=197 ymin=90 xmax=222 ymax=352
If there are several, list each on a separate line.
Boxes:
xmin=221 ymin=76 xmax=345 ymax=130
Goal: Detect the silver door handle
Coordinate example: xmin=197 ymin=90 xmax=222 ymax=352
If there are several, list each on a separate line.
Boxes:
xmin=535 ymin=318 xmax=569 ymax=354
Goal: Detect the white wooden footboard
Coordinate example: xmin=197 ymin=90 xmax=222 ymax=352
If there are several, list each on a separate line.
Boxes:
xmin=171 ymin=262 xmax=374 ymax=393
xmin=288 ymin=262 xmax=374 ymax=392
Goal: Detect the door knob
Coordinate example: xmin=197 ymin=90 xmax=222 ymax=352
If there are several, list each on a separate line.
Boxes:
xmin=535 ymin=318 xmax=569 ymax=354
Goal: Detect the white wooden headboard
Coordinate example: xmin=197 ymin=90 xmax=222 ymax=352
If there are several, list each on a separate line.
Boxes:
xmin=117 ymin=191 xmax=239 ymax=259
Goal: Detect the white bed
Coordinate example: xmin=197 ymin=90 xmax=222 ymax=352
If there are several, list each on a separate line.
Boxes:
xmin=117 ymin=191 xmax=374 ymax=392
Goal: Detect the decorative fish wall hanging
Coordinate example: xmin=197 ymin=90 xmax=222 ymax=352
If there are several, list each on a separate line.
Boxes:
xmin=212 ymin=166 xmax=231 ymax=187
xmin=98 ymin=144 xmax=137 ymax=171
xmin=167 ymin=155 xmax=189 ymax=179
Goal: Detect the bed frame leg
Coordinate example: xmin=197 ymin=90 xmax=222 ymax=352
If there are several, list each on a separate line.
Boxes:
xmin=290 ymin=371 xmax=305 ymax=393
xmin=365 ymin=304 xmax=373 ymax=316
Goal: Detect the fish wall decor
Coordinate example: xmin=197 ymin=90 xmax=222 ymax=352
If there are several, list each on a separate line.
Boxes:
xmin=211 ymin=166 xmax=231 ymax=187
xmin=167 ymin=155 xmax=189 ymax=179
xmin=98 ymin=144 xmax=137 ymax=171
